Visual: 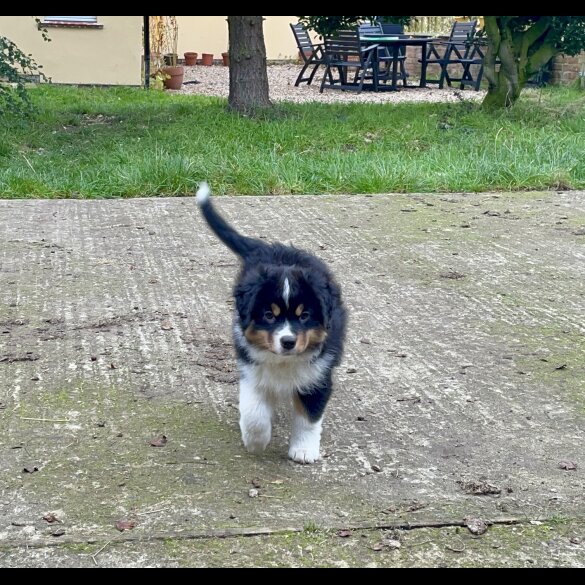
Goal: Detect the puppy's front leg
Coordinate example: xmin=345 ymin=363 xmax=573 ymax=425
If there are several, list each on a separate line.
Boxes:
xmin=289 ymin=389 xmax=330 ymax=464
xmin=289 ymin=412 xmax=322 ymax=464
xmin=239 ymin=376 xmax=272 ymax=454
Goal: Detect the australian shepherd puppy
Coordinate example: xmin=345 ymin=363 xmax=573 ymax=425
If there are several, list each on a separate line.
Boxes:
xmin=197 ymin=184 xmax=347 ymax=464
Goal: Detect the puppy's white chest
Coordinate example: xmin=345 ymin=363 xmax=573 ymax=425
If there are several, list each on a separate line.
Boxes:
xmin=242 ymin=358 xmax=327 ymax=396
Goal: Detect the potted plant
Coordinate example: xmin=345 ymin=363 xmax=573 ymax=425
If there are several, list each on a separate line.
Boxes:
xmin=150 ymin=16 xmax=184 ymax=90
xmin=162 ymin=63 xmax=184 ymax=90
xmin=222 ymin=52 xmax=229 ymax=67
xmin=184 ymin=52 xmax=198 ymax=66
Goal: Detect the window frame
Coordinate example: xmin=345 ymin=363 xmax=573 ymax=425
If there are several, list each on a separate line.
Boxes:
xmin=42 ymin=16 xmax=103 ymax=29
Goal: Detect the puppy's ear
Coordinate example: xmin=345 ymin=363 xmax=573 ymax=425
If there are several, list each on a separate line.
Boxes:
xmin=234 ymin=272 xmax=263 ymax=328
xmin=318 ymin=282 xmax=334 ymax=328
xmin=304 ymin=270 xmax=334 ymax=328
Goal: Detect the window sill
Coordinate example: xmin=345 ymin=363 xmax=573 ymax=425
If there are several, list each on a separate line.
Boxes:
xmin=42 ymin=21 xmax=103 ymax=29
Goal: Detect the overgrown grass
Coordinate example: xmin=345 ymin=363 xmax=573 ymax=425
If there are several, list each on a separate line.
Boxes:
xmin=0 ymin=85 xmax=584 ymax=198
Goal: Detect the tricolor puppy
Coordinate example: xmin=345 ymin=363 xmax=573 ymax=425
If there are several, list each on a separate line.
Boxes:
xmin=197 ymin=183 xmax=347 ymax=464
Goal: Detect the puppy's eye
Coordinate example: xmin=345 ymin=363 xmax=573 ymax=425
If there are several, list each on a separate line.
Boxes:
xmin=264 ymin=311 xmax=276 ymax=323
xmin=299 ymin=311 xmax=311 ymax=323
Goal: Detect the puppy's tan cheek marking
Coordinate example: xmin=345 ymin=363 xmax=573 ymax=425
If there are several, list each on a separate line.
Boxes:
xmin=295 ymin=304 xmax=305 ymax=317
xmin=296 ymin=331 xmax=308 ymax=353
xmin=306 ymin=328 xmax=328 ymax=350
xmin=271 ymin=304 xmax=281 ymax=317
xmin=245 ymin=325 xmax=273 ymax=351
xmin=295 ymin=328 xmax=328 ymax=353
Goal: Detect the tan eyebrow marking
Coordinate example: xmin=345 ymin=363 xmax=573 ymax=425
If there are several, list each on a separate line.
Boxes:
xmin=271 ymin=303 xmax=281 ymax=317
xmin=295 ymin=304 xmax=305 ymax=317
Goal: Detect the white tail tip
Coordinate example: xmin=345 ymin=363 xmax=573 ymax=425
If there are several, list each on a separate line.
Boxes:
xmin=196 ymin=182 xmax=211 ymax=205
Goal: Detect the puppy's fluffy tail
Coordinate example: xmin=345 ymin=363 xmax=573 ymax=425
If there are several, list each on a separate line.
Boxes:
xmin=196 ymin=183 xmax=261 ymax=259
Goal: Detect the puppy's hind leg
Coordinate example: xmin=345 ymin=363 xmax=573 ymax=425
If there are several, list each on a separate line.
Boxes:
xmin=239 ymin=375 xmax=273 ymax=455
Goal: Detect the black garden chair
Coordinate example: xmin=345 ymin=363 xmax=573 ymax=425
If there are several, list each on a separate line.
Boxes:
xmin=320 ymin=29 xmax=381 ymax=93
xmin=290 ymin=22 xmax=327 ymax=86
xmin=420 ymin=20 xmax=479 ymax=89
xmin=459 ymin=40 xmax=487 ymax=90
xmin=359 ymin=22 xmax=408 ymax=86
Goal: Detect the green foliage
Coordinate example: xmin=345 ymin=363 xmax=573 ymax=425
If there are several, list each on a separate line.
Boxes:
xmin=548 ymin=17 xmax=585 ymax=55
xmin=0 ymin=20 xmax=48 ymax=116
xmin=496 ymin=17 xmax=585 ymax=57
xmin=297 ymin=16 xmax=413 ymax=37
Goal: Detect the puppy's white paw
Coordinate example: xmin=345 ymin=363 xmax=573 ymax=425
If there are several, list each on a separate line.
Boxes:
xmin=289 ymin=415 xmax=323 ymax=464
xmin=242 ymin=427 xmax=271 ymax=455
xmin=288 ymin=445 xmax=321 ymax=464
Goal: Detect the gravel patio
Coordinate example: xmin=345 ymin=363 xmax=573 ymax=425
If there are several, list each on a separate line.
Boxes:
xmin=176 ymin=63 xmax=485 ymax=105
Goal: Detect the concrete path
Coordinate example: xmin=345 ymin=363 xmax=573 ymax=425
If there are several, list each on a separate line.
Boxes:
xmin=0 ymin=192 xmax=584 ymax=567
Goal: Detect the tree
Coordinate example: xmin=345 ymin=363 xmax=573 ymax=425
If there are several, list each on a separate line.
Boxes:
xmin=227 ymin=16 xmax=271 ymax=114
xmin=482 ymin=17 xmax=585 ymax=109
xmin=0 ymin=18 xmax=48 ymax=116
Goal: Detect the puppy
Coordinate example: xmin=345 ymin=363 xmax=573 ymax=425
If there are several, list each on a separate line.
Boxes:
xmin=196 ymin=183 xmax=346 ymax=464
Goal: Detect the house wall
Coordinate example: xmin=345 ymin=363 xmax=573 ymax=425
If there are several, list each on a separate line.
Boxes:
xmin=177 ymin=16 xmax=300 ymax=61
xmin=0 ymin=16 xmax=143 ymax=85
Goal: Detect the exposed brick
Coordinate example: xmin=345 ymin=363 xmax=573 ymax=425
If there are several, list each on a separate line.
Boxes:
xmin=562 ymin=71 xmax=578 ymax=82
xmin=558 ymin=57 xmax=578 ymax=66
xmin=549 ymin=51 xmax=585 ymax=85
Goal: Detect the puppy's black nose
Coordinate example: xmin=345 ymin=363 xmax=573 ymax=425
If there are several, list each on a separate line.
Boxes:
xmin=280 ymin=336 xmax=296 ymax=351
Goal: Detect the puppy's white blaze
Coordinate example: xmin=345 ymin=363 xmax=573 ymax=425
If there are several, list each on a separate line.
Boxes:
xmin=196 ymin=182 xmax=211 ymax=205
xmin=283 ymin=277 xmax=291 ymax=308
xmin=289 ymin=415 xmax=322 ymax=464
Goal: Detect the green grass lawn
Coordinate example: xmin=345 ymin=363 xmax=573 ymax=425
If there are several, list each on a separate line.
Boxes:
xmin=0 ymin=85 xmax=584 ymax=198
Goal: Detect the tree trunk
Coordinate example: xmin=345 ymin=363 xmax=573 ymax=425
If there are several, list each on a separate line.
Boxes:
xmin=482 ymin=69 xmax=523 ymax=109
xmin=482 ymin=17 xmax=524 ymax=109
xmin=482 ymin=16 xmax=555 ymax=109
xmin=227 ymin=16 xmax=272 ymax=114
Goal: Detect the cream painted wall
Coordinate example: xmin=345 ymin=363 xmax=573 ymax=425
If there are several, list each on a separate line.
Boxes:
xmin=0 ymin=16 xmax=300 ymax=86
xmin=177 ymin=16 xmax=300 ymax=61
xmin=0 ymin=16 xmax=143 ymax=85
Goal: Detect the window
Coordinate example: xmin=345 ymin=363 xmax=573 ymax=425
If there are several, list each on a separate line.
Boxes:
xmin=43 ymin=16 xmax=101 ymax=27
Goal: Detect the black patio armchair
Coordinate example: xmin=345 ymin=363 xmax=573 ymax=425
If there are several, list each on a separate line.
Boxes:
xmin=419 ymin=20 xmax=479 ymax=89
xmin=290 ymin=22 xmax=327 ymax=87
xmin=359 ymin=22 xmax=408 ymax=86
xmin=320 ymin=29 xmax=381 ymax=93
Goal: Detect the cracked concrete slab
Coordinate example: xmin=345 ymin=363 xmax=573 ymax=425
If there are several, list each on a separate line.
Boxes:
xmin=1 ymin=192 xmax=584 ymax=567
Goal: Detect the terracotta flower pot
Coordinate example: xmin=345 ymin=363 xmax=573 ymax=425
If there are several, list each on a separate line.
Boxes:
xmin=201 ymin=53 xmax=214 ymax=66
xmin=162 ymin=66 xmax=184 ymax=90
xmin=222 ymin=52 xmax=229 ymax=67
xmin=184 ymin=52 xmax=198 ymax=66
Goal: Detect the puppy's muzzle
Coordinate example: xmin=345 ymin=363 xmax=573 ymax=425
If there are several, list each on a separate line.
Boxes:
xmin=280 ymin=336 xmax=297 ymax=351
